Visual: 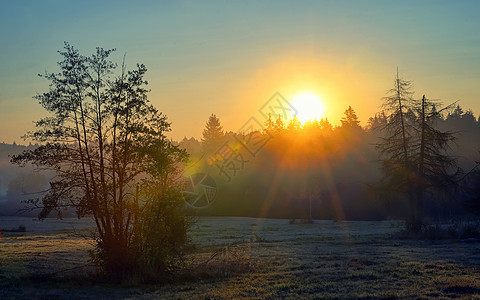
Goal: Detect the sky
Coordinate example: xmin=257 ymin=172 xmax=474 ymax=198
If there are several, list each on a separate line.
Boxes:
xmin=1 ymin=0 xmax=479 ymax=143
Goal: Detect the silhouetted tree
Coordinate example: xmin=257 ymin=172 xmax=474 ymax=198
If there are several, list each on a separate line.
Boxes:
xmin=411 ymin=95 xmax=458 ymax=229
xmin=463 ymin=109 xmax=476 ymax=123
xmin=366 ymin=112 xmax=387 ymax=131
xmin=262 ymin=113 xmax=274 ymax=134
xmin=319 ymin=118 xmax=333 ymax=134
xmin=287 ymin=116 xmax=302 ymax=131
xmin=275 ymin=114 xmax=285 ymax=132
xmin=376 ymin=70 xmax=417 ymax=230
xmin=201 ymin=114 xmax=224 ymax=153
xmin=11 ymin=43 xmax=188 ymax=280
xmin=447 ymin=104 xmax=464 ymax=121
xmin=179 ymin=137 xmax=202 ymax=156
xmin=377 ymin=71 xmax=459 ymax=232
xmin=340 ymin=106 xmax=361 ymax=129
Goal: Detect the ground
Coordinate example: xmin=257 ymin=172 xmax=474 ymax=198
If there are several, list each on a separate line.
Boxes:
xmin=1 ymin=216 xmax=480 ymax=299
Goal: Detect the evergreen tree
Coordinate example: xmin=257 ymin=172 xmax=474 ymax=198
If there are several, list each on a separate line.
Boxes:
xmin=319 ymin=118 xmax=333 ymax=133
xmin=287 ymin=115 xmax=302 ymax=131
xmin=264 ymin=113 xmax=275 ymax=133
xmin=366 ymin=112 xmax=387 ymax=131
xmin=275 ymin=114 xmax=285 ymax=132
xmin=447 ymin=104 xmax=464 ymax=120
xmin=201 ymin=114 xmax=224 ymax=153
xmin=340 ymin=106 xmax=361 ymax=129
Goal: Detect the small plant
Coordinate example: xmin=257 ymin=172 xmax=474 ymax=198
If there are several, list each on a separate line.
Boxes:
xmin=250 ymin=233 xmax=266 ymax=243
xmin=196 ymin=243 xmax=257 ymax=278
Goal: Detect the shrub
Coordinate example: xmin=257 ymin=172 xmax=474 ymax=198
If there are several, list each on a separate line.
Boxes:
xmin=90 ymin=188 xmax=191 ymax=282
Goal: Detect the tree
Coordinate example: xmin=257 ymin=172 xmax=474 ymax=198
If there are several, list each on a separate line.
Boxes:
xmin=201 ymin=114 xmax=224 ymax=153
xmin=411 ymin=95 xmax=457 ymax=227
xmin=377 ymin=71 xmax=418 ymax=228
xmin=447 ymin=104 xmax=464 ymax=120
xmin=340 ymin=106 xmax=361 ymax=129
xmin=366 ymin=112 xmax=387 ymax=132
xmin=319 ymin=118 xmax=333 ymax=134
xmin=264 ymin=113 xmax=275 ymax=133
xmin=376 ymin=70 xmax=458 ymax=232
xmin=376 ymin=71 xmax=416 ymax=225
xmin=275 ymin=114 xmax=285 ymax=132
xmin=11 ymin=43 xmax=188 ymax=280
xmin=287 ymin=116 xmax=302 ymax=131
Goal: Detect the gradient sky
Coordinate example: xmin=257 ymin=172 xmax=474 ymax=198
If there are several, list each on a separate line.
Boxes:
xmin=1 ymin=0 xmax=479 ymax=143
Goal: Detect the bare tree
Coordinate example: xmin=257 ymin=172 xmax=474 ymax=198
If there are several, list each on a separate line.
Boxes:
xmin=376 ymin=71 xmax=458 ymax=232
xmin=411 ymin=95 xmax=457 ymax=228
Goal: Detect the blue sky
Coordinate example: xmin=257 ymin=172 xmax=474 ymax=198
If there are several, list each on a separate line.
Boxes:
xmin=1 ymin=0 xmax=479 ymax=142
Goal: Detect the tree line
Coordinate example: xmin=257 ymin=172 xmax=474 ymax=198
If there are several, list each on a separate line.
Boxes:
xmin=183 ymin=74 xmax=480 ymax=231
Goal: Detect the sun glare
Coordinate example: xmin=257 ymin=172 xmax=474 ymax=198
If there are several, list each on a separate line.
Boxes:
xmin=290 ymin=92 xmax=326 ymax=124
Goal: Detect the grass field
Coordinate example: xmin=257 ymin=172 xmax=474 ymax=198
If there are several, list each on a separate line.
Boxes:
xmin=1 ymin=216 xmax=480 ymax=299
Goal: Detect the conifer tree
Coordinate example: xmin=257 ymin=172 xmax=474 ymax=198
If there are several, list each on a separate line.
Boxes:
xmin=264 ymin=113 xmax=275 ymax=133
xmin=376 ymin=71 xmax=416 ymax=219
xmin=340 ymin=106 xmax=361 ymax=129
xmin=411 ymin=95 xmax=457 ymax=228
xmin=319 ymin=118 xmax=333 ymax=133
xmin=287 ymin=116 xmax=302 ymax=131
xmin=275 ymin=114 xmax=285 ymax=132
xmin=201 ymin=114 xmax=224 ymax=153
xmin=377 ymin=71 xmax=458 ymax=232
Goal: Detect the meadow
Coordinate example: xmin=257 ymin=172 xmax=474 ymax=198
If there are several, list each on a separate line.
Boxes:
xmin=1 ymin=216 xmax=480 ymax=299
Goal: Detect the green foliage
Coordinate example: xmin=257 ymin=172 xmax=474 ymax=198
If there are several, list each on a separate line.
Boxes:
xmin=11 ymin=43 xmax=189 ymax=281
xmin=133 ymin=188 xmax=191 ymax=281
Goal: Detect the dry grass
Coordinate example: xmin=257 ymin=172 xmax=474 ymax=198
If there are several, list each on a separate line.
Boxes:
xmin=1 ymin=217 xmax=480 ymax=299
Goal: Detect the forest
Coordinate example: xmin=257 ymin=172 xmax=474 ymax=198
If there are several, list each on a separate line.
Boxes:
xmin=2 ymin=100 xmax=480 ymax=225
xmin=178 ymin=100 xmax=480 ymax=223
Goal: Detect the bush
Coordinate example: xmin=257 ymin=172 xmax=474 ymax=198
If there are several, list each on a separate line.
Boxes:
xmin=133 ymin=188 xmax=192 ymax=281
xmin=89 ymin=188 xmax=191 ymax=282
xmin=197 ymin=243 xmax=257 ymax=278
xmin=399 ymin=221 xmax=480 ymax=240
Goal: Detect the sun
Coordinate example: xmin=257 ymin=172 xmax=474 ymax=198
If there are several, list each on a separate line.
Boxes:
xmin=290 ymin=92 xmax=326 ymax=124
